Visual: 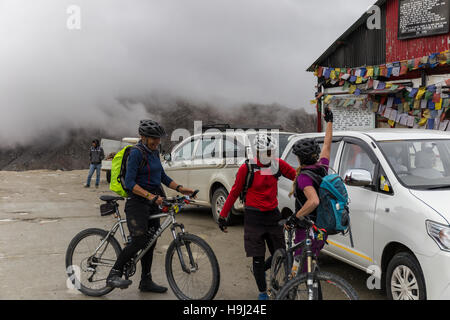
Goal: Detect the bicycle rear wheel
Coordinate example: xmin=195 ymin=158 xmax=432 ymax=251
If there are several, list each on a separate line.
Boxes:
xmin=268 ymin=248 xmax=289 ymax=299
xmin=65 ymin=228 xmax=122 ymax=297
xmin=165 ymin=233 xmax=220 ymax=300
xmin=276 ymin=271 xmax=359 ymax=300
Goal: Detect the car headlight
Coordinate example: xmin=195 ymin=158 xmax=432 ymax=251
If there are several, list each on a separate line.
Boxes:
xmin=426 ymin=221 xmax=450 ymax=252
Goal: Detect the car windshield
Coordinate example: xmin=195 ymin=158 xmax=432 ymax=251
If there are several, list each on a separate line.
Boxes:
xmin=379 ymin=139 xmax=450 ymax=190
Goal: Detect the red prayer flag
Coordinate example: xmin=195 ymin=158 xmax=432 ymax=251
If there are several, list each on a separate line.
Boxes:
xmin=433 ymin=93 xmax=441 ymax=103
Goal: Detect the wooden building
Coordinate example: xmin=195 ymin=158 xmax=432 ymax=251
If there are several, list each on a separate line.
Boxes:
xmin=309 ymin=0 xmax=450 ymax=132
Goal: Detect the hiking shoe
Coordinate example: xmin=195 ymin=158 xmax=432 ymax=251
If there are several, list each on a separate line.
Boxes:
xmin=258 ymin=292 xmax=269 ymax=300
xmin=106 ymin=270 xmax=132 ymax=289
xmin=84 ymin=185 xmax=90 ymax=188
xmin=139 ymin=279 xmax=168 ymax=293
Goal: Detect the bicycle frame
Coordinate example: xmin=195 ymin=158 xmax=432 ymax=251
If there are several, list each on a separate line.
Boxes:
xmin=91 ymin=200 xmax=196 ymax=275
xmin=284 ymin=226 xmax=320 ymax=300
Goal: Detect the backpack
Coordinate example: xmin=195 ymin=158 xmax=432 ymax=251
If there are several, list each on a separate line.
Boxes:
xmin=299 ymin=170 xmax=351 ymax=237
xmin=110 ymin=145 xmax=147 ymax=197
xmin=239 ymin=159 xmax=282 ymax=203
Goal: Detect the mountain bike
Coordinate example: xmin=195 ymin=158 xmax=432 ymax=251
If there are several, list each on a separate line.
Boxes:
xmin=268 ymin=216 xmax=358 ymax=300
xmin=65 ymin=190 xmax=221 ymax=300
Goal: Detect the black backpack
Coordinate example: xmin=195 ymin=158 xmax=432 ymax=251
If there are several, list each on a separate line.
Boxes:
xmin=117 ymin=145 xmax=148 ymax=193
xmin=239 ymin=159 xmax=282 ymax=203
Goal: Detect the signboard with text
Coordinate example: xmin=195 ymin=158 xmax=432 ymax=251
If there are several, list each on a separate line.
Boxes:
xmin=398 ymin=0 xmax=450 ymax=40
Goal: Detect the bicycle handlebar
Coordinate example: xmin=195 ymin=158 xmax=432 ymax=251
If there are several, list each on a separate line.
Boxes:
xmin=161 ymin=190 xmax=200 ymax=208
xmin=279 ymin=216 xmax=315 ymax=229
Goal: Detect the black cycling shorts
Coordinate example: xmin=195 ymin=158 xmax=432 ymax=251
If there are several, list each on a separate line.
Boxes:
xmin=243 ymin=208 xmax=285 ymax=258
xmin=125 ymin=195 xmax=160 ymax=238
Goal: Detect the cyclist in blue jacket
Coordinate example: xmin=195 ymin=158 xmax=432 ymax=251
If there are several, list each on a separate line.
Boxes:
xmin=106 ymin=120 xmax=196 ymax=292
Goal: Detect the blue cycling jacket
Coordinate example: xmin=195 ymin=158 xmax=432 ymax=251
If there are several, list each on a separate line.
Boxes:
xmin=124 ymin=141 xmax=173 ymax=192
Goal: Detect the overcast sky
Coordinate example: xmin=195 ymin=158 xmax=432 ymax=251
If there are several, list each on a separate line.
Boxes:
xmin=0 ymin=0 xmax=375 ymax=146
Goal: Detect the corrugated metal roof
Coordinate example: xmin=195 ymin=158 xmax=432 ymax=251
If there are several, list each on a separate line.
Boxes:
xmin=307 ymin=0 xmax=387 ymax=72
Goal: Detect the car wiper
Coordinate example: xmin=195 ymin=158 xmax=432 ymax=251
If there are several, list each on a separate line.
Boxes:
xmin=425 ymin=185 xmax=450 ymax=190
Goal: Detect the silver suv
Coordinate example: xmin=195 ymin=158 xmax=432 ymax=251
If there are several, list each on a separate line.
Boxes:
xmin=162 ymin=126 xmax=296 ymax=224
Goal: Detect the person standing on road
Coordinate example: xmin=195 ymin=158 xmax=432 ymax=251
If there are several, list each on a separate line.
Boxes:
xmin=286 ymin=107 xmax=334 ymax=269
xmin=217 ymin=133 xmax=296 ymax=300
xmin=85 ymin=139 xmax=105 ymax=188
xmin=106 ymin=120 xmax=196 ymax=293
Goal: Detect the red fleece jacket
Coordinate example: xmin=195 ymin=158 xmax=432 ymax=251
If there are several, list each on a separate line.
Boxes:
xmin=220 ymin=158 xmax=296 ymax=218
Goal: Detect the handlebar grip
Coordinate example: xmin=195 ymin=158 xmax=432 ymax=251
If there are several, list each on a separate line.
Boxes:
xmin=191 ymin=190 xmax=199 ymax=198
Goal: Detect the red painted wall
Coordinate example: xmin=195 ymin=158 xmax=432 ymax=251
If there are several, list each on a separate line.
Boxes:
xmin=386 ymin=0 xmax=450 ymax=63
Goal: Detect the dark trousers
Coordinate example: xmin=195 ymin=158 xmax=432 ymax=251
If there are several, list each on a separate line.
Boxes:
xmin=112 ymin=195 xmax=160 ymax=280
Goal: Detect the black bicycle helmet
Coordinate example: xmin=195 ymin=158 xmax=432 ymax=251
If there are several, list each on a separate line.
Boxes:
xmin=292 ymin=138 xmax=320 ymax=165
xmin=138 ymin=120 xmax=166 ymax=138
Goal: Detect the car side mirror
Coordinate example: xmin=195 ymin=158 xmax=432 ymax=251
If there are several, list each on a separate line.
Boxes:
xmin=344 ymin=169 xmax=373 ymax=187
xmin=163 ymin=153 xmax=172 ymax=162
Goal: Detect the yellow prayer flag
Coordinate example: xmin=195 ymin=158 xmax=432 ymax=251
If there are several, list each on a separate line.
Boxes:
xmin=385 ymin=82 xmax=392 ymax=88
xmin=366 ymin=67 xmax=374 ymax=77
xmin=423 ymin=109 xmax=431 ymax=119
xmin=349 ymin=85 xmax=357 ymax=94
xmin=356 ymin=77 xmax=362 ymax=84
xmin=330 ymin=70 xmax=336 ymax=80
xmin=324 ymin=95 xmax=332 ymax=104
xmin=418 ymin=117 xmax=428 ymax=126
xmin=310 ymin=99 xmax=317 ymax=105
xmin=416 ymin=87 xmax=426 ymax=100
xmin=436 ymin=98 xmax=443 ymax=110
xmin=335 ymin=68 xmax=341 ymax=73
xmin=388 ymin=120 xmax=395 ymax=127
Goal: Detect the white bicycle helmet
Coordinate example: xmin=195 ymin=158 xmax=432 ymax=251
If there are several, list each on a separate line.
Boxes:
xmin=254 ymin=133 xmax=278 ymax=152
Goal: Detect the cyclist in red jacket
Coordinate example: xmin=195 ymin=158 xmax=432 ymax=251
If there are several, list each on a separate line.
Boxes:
xmin=218 ymin=133 xmax=296 ymax=300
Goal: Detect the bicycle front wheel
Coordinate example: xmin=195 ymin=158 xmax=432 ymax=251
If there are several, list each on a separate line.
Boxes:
xmin=65 ymin=228 xmax=122 ymax=297
xmin=276 ymin=271 xmax=359 ymax=300
xmin=269 ymin=248 xmax=290 ymax=299
xmin=165 ymin=233 xmax=220 ymax=300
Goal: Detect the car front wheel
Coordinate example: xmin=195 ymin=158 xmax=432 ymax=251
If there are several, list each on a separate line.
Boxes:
xmin=386 ymin=252 xmax=426 ymax=300
xmin=211 ymin=187 xmax=235 ymax=226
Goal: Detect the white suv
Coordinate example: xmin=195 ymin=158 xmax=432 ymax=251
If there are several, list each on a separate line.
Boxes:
xmin=162 ymin=128 xmax=296 ymax=224
xmin=278 ymin=129 xmax=450 ymax=300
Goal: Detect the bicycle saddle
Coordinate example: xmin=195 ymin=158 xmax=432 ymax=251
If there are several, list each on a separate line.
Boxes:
xmin=100 ymin=195 xmax=124 ymax=202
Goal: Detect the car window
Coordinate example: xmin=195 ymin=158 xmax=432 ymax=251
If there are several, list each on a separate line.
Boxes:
xmin=284 ymin=141 xmax=339 ymax=169
xmin=379 ymin=140 xmax=450 ymax=189
xmin=223 ymin=136 xmax=246 ymax=159
xmin=194 ymin=135 xmax=222 ymax=159
xmin=173 ymin=140 xmax=196 ymax=161
xmin=339 ymin=142 xmax=376 ymax=179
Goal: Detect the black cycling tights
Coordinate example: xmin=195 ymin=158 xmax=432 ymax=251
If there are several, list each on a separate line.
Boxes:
xmin=252 ymin=256 xmax=273 ymax=293
xmin=112 ymin=234 xmax=157 ymax=280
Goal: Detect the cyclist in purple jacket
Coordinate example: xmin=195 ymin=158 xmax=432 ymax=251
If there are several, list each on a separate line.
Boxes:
xmin=286 ymin=107 xmax=334 ymax=268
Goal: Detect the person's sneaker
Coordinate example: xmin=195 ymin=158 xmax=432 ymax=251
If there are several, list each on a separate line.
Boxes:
xmin=84 ymin=185 xmax=90 ymax=188
xmin=258 ymin=292 xmax=269 ymax=300
xmin=139 ymin=278 xmax=168 ymax=293
xmin=106 ymin=270 xmax=132 ymax=289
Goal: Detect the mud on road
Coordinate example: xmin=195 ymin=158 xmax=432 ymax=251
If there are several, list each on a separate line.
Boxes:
xmin=0 ymin=170 xmax=384 ymax=300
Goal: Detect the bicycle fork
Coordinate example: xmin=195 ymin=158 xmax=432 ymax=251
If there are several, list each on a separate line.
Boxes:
xmin=171 ymin=223 xmax=197 ymax=274
xmin=305 ymin=238 xmax=324 ymax=300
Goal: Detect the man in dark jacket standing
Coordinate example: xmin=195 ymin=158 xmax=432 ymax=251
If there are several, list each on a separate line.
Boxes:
xmin=85 ymin=139 xmax=105 ymax=188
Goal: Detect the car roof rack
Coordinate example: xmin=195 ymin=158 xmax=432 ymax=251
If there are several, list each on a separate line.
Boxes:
xmin=202 ymin=124 xmax=284 ymax=132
